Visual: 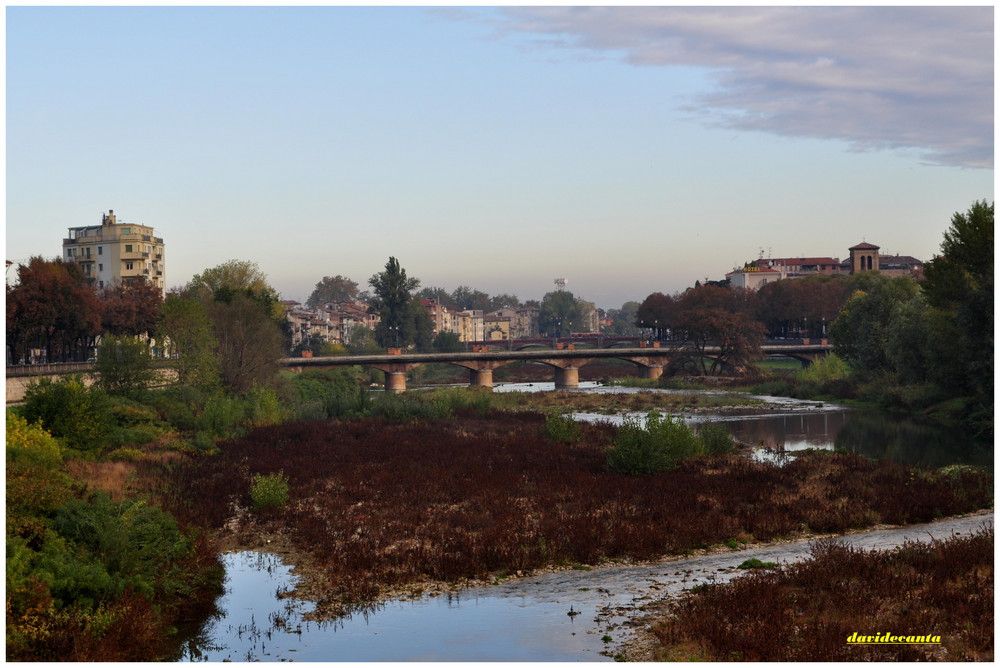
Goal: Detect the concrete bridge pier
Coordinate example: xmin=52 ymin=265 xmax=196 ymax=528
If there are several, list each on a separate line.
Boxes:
xmin=640 ymin=365 xmax=664 ymax=381
xmin=554 ymin=366 xmax=580 ymax=389
xmin=450 ymin=359 xmax=510 ymax=390
xmin=470 ymin=368 xmax=494 ymax=388
xmin=371 ymin=362 xmax=422 ymax=393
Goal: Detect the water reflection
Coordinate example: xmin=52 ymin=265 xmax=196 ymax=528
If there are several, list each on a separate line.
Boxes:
xmin=177 ymin=553 xmax=615 ymax=662
xmin=833 ymin=411 xmax=992 ymax=469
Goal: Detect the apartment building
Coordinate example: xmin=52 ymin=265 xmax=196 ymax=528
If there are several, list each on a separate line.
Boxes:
xmin=63 ymin=210 xmax=165 ymax=294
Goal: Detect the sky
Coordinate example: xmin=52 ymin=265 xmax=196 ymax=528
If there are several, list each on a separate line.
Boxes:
xmin=5 ymin=4 xmax=994 ymax=309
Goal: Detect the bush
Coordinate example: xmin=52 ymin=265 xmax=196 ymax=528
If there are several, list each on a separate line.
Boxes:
xmin=22 ymin=377 xmax=115 ymax=452
xmin=6 ymin=412 xmax=63 ymax=469
xmin=249 ymin=471 xmax=289 ymax=511
xmin=197 ymin=394 xmax=246 ymax=439
xmin=607 ymin=413 xmax=702 ymax=475
xmin=543 ymin=413 xmax=581 ymax=443
xmin=697 ymin=423 xmax=736 ymax=455
xmin=246 ymin=384 xmax=284 ymax=427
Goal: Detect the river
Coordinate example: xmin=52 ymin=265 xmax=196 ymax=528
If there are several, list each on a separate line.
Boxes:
xmin=174 ymin=386 xmax=991 ymax=661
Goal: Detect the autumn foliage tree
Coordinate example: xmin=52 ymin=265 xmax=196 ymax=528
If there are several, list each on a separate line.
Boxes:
xmin=6 ymin=257 xmax=102 ymax=363
xmin=99 ymin=280 xmax=163 ymax=338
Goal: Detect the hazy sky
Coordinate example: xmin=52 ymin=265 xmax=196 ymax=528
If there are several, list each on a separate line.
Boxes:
xmin=6 ymin=5 xmax=994 ymax=309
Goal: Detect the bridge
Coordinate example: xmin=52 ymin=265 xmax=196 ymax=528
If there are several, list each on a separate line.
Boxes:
xmin=279 ymin=343 xmax=832 ymax=392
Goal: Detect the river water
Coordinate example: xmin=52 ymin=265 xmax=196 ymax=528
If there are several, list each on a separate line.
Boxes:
xmin=175 ymin=385 xmax=991 ymax=661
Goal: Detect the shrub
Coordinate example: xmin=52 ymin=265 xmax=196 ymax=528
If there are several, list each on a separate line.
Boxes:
xmin=607 ymin=413 xmax=702 ymax=475
xmin=249 ymin=471 xmax=289 ymax=511
xmin=197 ymin=394 xmax=246 ymax=439
xmin=7 ymin=412 xmax=63 ymax=469
xmin=543 ymin=413 xmax=581 ymax=443
xmin=22 ymin=377 xmax=115 ymax=452
xmin=696 ymin=423 xmax=736 ymax=455
xmin=246 ymin=383 xmax=284 ymax=427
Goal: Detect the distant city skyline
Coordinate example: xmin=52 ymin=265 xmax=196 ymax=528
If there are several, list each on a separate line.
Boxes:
xmin=6 ymin=6 xmax=993 ymax=309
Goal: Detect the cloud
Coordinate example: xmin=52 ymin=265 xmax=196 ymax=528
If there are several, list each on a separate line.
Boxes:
xmin=490 ymin=7 xmax=993 ymax=168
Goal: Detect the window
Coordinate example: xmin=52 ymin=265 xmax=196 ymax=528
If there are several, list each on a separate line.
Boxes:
xmin=98 ymin=246 xmax=103 ymax=255
xmin=98 ymin=264 xmax=103 ymax=272
xmin=125 ymin=262 xmax=134 ymax=270
xmin=85 ymin=247 xmax=91 ymax=258
xmin=125 ymin=244 xmax=133 ymax=253
xmin=121 ymin=227 xmax=131 ymax=234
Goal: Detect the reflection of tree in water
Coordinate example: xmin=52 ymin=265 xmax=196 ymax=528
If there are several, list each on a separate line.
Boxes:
xmin=723 ymin=412 xmax=849 ymax=450
xmin=834 ymin=411 xmax=992 ymax=469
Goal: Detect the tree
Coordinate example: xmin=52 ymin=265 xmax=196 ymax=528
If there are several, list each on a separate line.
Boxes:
xmin=432 ymin=330 xmax=465 ymax=353
xmin=345 ymin=323 xmax=380 ymax=355
xmin=178 ymin=261 xmax=286 ymax=393
xmin=416 ymin=286 xmax=458 ymax=311
xmin=828 ymin=273 xmax=921 ymax=375
xmin=368 ymin=257 xmax=421 ymax=348
xmin=95 ymin=335 xmax=162 ymax=397
xmin=539 ymin=290 xmax=583 ymax=337
xmin=635 ymin=292 xmax=676 ymax=339
xmin=6 ymin=257 xmax=101 ymax=363
xmin=451 ymin=286 xmax=491 ymax=311
xmin=305 ymin=275 xmax=359 ymax=308
xmin=100 ymin=280 xmax=163 ymax=339
xmin=606 ymin=301 xmax=642 ymax=336
xmin=922 ymin=200 xmax=993 ymax=405
xmin=209 ymin=292 xmax=286 ymax=394
xmin=667 ymin=285 xmax=764 ymax=375
xmin=158 ymin=295 xmax=220 ymax=389
xmin=488 ymin=293 xmax=521 ymax=311
xmin=184 ymin=259 xmax=280 ymax=312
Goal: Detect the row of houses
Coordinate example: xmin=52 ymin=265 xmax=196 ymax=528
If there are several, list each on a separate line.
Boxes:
xmin=726 ymin=241 xmax=925 ymax=290
xmin=282 ymin=299 xmax=550 ymax=348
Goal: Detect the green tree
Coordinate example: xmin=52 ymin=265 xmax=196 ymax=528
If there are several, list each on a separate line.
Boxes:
xmin=95 ymin=335 xmax=162 ymax=398
xmin=922 ymin=200 xmax=993 ymax=405
xmin=179 ymin=261 xmax=286 ymax=393
xmin=305 ymin=275 xmax=359 ymax=308
xmin=158 ymin=295 xmax=220 ymax=389
xmin=829 ymin=274 xmax=921 ymax=376
xmin=184 ymin=259 xmax=279 ymax=306
xmin=432 ymin=330 xmax=465 ymax=353
xmin=345 ymin=323 xmax=381 ymax=354
xmin=451 ymin=285 xmax=491 ymax=311
xmin=368 ymin=257 xmax=420 ymax=348
xmin=539 ymin=290 xmax=582 ymax=337
xmin=606 ymin=301 xmax=642 ymax=336
xmin=209 ymin=292 xmax=285 ymax=394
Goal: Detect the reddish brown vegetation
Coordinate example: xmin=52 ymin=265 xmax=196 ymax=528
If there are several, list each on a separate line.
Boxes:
xmin=651 ymin=528 xmax=993 ymax=661
xmin=155 ymin=412 xmax=991 ymax=612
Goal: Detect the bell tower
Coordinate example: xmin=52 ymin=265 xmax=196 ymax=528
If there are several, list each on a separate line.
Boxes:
xmin=848 ymin=242 xmax=880 ymax=274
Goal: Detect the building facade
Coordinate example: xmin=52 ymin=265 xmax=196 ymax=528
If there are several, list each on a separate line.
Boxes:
xmin=63 ymin=210 xmax=165 ymax=294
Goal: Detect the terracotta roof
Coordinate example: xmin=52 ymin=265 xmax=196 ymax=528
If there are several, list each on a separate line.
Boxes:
xmin=849 ymin=242 xmax=880 ymax=250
